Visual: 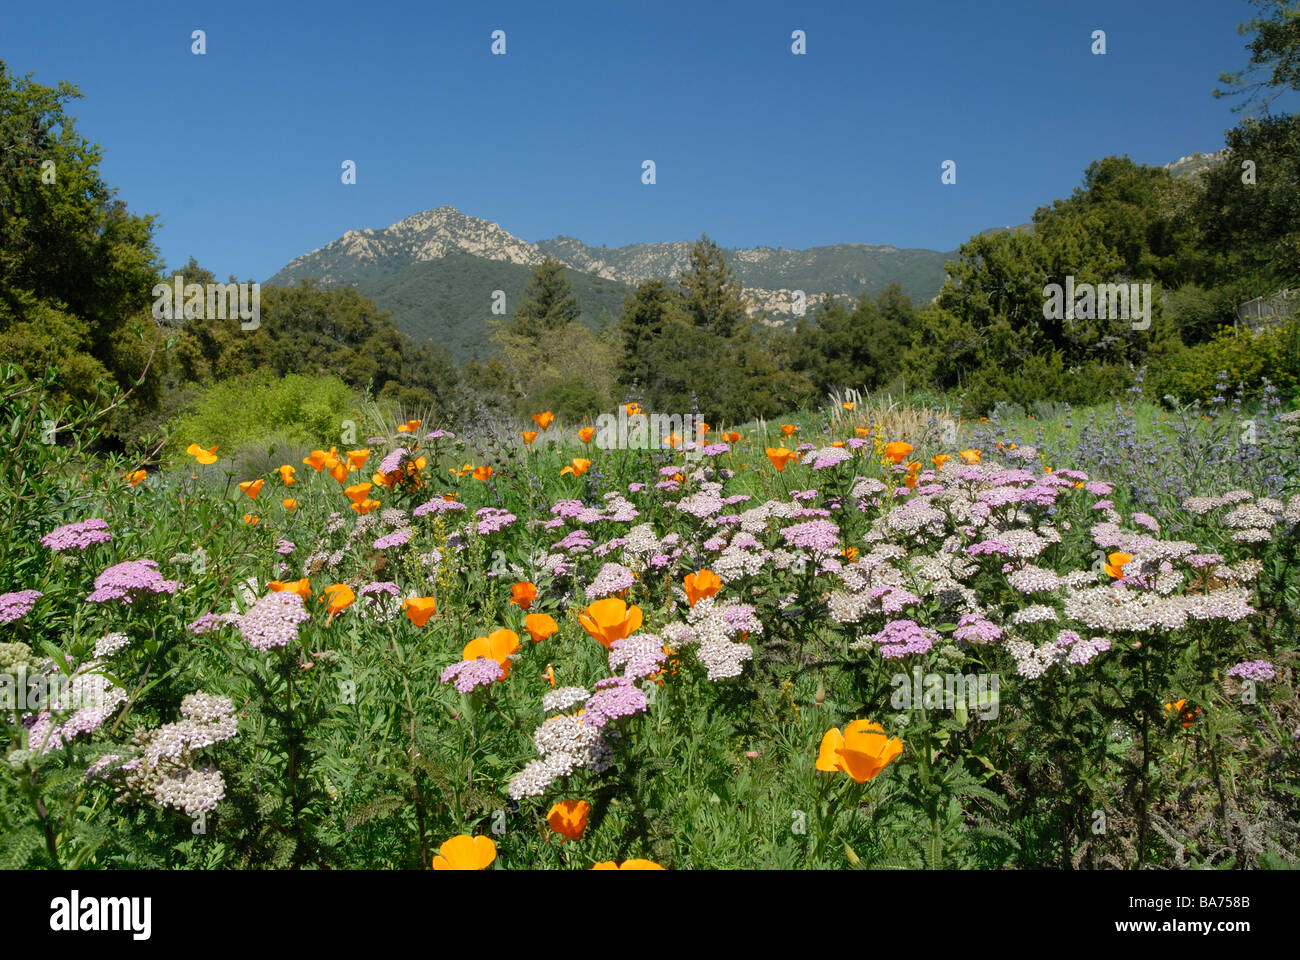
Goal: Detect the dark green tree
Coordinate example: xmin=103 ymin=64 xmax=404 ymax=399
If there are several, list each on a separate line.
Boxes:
xmin=509 ymin=257 xmax=580 ymax=340
xmin=678 ymin=235 xmax=747 ymax=338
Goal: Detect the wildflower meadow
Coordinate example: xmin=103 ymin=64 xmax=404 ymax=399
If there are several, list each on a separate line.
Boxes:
xmin=3 ymin=366 xmax=1297 ymax=871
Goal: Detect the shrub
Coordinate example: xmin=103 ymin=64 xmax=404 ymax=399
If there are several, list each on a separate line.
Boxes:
xmin=1147 ymin=320 xmax=1300 ymax=403
xmin=165 ymin=370 xmax=358 ymax=458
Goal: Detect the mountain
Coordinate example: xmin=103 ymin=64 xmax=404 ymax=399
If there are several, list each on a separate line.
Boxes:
xmin=267 ymin=207 xmax=955 ymax=361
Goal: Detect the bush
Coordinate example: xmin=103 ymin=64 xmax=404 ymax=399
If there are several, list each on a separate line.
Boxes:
xmin=1147 ymin=320 xmax=1300 ymax=403
xmin=166 ymin=370 xmax=359 ymax=460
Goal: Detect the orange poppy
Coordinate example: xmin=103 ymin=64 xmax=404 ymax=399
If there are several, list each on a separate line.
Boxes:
xmin=725 ymin=431 xmax=741 ymax=444
xmin=1164 ymin=698 xmax=1202 ymax=728
xmin=302 ymin=450 xmax=329 ymax=472
xmin=327 ymin=462 xmax=350 ymax=485
xmin=561 ymin=458 xmax=591 ymax=478
xmin=344 ymin=482 xmax=373 ymax=505
xmin=351 ymin=498 xmax=381 ymax=515
xmin=884 ymin=441 xmax=913 ymax=464
xmin=187 ymin=443 xmax=219 ymax=465
xmin=591 ymin=859 xmax=665 ymax=870
xmin=522 ymin=430 xmax=538 ymax=445
xmin=624 ymin=402 xmax=643 ymax=417
xmin=473 ymin=465 xmax=494 ymax=482
xmin=830 ymin=440 xmax=847 ymax=448
xmin=242 ymin=514 xmax=259 ymax=526
xmin=402 ymin=596 xmax=438 ymax=627
xmin=239 ymin=478 xmax=264 ymax=500
xmin=510 ymin=581 xmax=538 ymax=610
xmin=842 ymin=402 xmax=855 ymax=411
xmin=462 ymin=628 xmax=521 ymax=678
xmin=780 ymin=424 xmax=797 ymax=436
xmin=959 ymin=448 xmax=981 ymax=464
xmin=931 ymin=455 xmax=948 ymax=469
xmin=525 ymin=613 xmax=559 ymax=643
xmin=126 ymin=469 xmax=147 ymax=487
xmin=269 ymin=578 xmax=312 ymax=600
xmin=397 ymin=419 xmax=423 ymax=433
xmin=532 ymin=411 xmax=555 ymax=431
xmin=578 ymin=426 xmax=595 ymax=444
xmin=346 ymin=449 xmax=370 ymax=471
xmin=766 ymin=447 xmax=798 ymax=472
xmin=431 ymin=835 xmax=496 ymax=870
xmin=543 ymin=663 xmax=557 ymax=687
xmin=278 ymin=464 xmax=296 ymax=485
xmin=320 ymin=584 xmax=355 ymax=615
xmin=816 ymin=719 xmax=903 ymax=783
xmin=547 ymin=799 xmax=591 ymax=842
xmin=842 ymin=547 xmax=859 ymax=562
xmin=1104 ymin=552 xmax=1134 ymax=579
xmin=282 ymin=498 xmax=298 ymax=511
xmin=577 ymin=598 xmax=643 ymax=649
xmin=683 ymin=569 xmax=722 ymax=607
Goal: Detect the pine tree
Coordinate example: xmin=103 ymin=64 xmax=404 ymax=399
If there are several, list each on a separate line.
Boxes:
xmin=509 ymin=257 xmax=579 ymax=340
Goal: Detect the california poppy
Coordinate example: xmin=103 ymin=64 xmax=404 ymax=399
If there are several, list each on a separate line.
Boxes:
xmin=816 ymin=719 xmax=903 ymax=783
xmin=781 ymin=424 xmax=797 ymax=436
xmin=320 ymin=584 xmax=355 ymax=615
xmin=432 ymin=834 xmax=495 ymax=870
xmin=126 ymin=469 xmax=147 ymax=487
xmin=526 ymin=613 xmax=559 ymax=643
xmin=532 ymin=411 xmax=555 ymax=431
xmin=578 ymin=597 xmax=643 ymax=648
xmin=462 ymin=628 xmax=521 ymax=678
xmin=1104 ymin=552 xmax=1133 ymax=579
xmin=346 ymin=449 xmax=370 ymax=471
xmin=397 ymin=419 xmax=423 ymax=433
xmin=547 ymin=799 xmax=591 ymax=842
xmin=591 ymin=859 xmax=664 ymax=870
xmin=278 ymin=464 xmax=296 ymax=485
xmin=239 ymin=478 xmax=264 ymax=500
xmin=402 ymin=596 xmax=437 ymax=627
xmin=344 ymin=482 xmax=373 ymax=505
xmin=579 ymin=426 xmax=595 ymax=444
xmin=959 ymin=448 xmax=981 ymax=465
xmin=269 ymin=578 xmax=312 ymax=600
xmin=351 ymin=498 xmax=381 ymax=515
xmin=931 ymin=455 xmax=948 ymax=469
xmin=1164 ymin=698 xmax=1201 ymax=728
xmin=561 ymin=458 xmax=591 ymax=478
xmin=842 ymin=402 xmax=855 ymax=411
xmin=510 ymin=581 xmax=538 ymax=610
xmin=522 ymin=430 xmax=538 ymax=445
xmin=302 ymin=450 xmax=329 ymax=472
xmin=187 ymin=443 xmax=219 ymax=465
xmin=327 ymin=462 xmax=350 ymax=485
xmin=282 ymin=498 xmax=298 ymax=511
xmin=624 ymin=402 xmax=643 ymax=417
xmin=884 ymin=441 xmax=913 ymax=464
xmin=683 ymin=569 xmax=721 ymax=607
xmin=766 ymin=447 xmax=798 ymax=472
xmin=242 ymin=514 xmax=259 ymax=526
xmin=473 ymin=465 xmax=493 ymax=482
xmin=725 ymin=431 xmax=741 ymax=444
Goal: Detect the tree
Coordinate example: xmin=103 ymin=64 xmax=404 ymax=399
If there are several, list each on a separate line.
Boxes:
xmin=508 ymin=257 xmax=579 ymax=340
xmin=1214 ymin=0 xmax=1300 ymax=113
xmin=0 ymin=61 xmax=165 ymax=440
xmin=678 ymin=235 xmax=747 ymax=338
xmin=615 ymin=279 xmax=689 ymax=393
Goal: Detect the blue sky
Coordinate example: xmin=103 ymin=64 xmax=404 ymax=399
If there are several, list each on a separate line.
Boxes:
xmin=3 ymin=0 xmax=1291 ymax=282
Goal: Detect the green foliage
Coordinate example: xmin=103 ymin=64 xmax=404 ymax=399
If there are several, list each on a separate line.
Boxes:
xmin=1148 ymin=320 xmax=1300 ymax=403
xmin=0 ymin=61 xmax=165 ymax=442
xmin=165 ymin=370 xmax=357 ymax=467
